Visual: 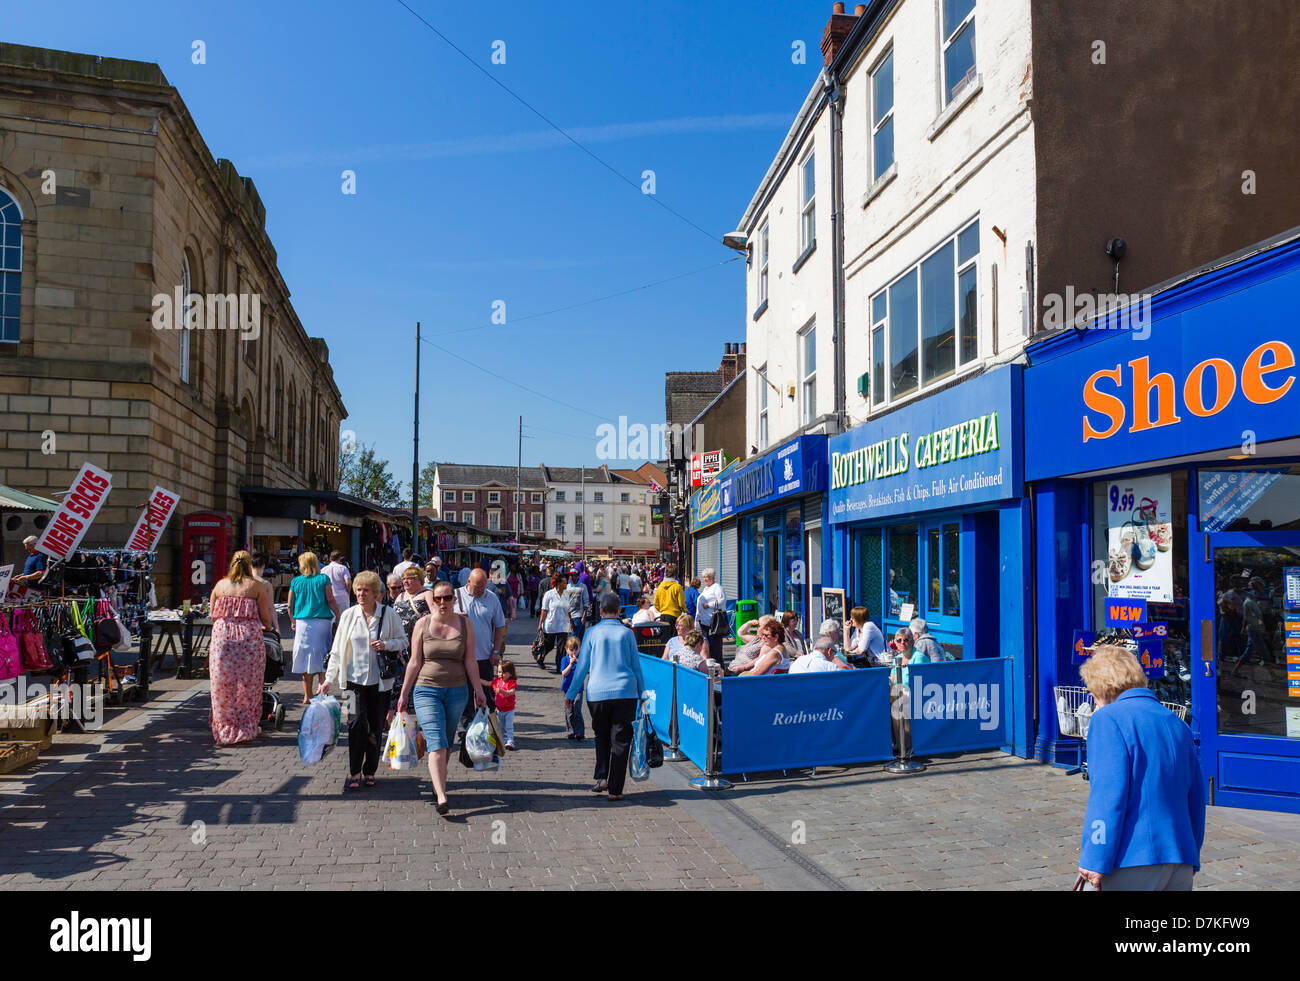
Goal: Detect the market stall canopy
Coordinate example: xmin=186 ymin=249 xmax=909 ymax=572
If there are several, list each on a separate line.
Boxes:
xmin=0 ymin=484 xmax=60 ymax=511
xmin=539 ymin=549 xmax=574 ymax=558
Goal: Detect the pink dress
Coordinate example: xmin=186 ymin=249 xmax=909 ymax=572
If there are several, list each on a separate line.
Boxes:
xmin=209 ymin=594 xmax=266 ymax=745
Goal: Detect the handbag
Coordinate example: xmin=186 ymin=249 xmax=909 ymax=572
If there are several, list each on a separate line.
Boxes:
xmin=93 ymin=598 xmax=122 ymax=650
xmin=373 ymin=608 xmax=404 ymax=681
xmin=17 ymin=609 xmax=54 ymax=673
xmin=0 ymin=611 xmax=23 ymax=681
xmin=67 ymin=602 xmax=95 ymax=663
xmin=646 ymin=722 xmax=664 ymax=769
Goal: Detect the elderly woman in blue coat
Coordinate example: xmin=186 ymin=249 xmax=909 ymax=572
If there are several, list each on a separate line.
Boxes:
xmin=1077 ymin=645 xmax=1205 ymax=890
xmin=566 ymin=590 xmax=647 ymax=801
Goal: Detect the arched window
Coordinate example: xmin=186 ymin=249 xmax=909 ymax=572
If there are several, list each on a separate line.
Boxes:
xmin=1 ymin=188 xmax=23 ymax=344
xmin=298 ymin=402 xmax=307 ymax=473
xmin=179 ymin=253 xmax=191 ymax=383
xmin=288 ymin=382 xmax=297 ymax=463
xmin=272 ymin=362 xmax=284 ymax=440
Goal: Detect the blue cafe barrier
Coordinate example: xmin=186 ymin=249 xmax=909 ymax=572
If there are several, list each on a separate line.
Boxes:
xmin=905 ymin=657 xmax=1013 ymax=757
xmin=675 ymin=661 xmax=713 ymax=770
xmin=638 ymin=654 xmax=675 ymax=745
xmin=717 ymin=668 xmax=894 ymax=774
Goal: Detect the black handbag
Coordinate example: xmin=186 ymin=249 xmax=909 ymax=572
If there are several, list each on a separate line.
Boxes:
xmin=372 ymin=608 xmax=404 ymax=680
xmin=646 ymin=725 xmax=664 ymax=768
xmin=93 ymin=599 xmax=122 ymax=650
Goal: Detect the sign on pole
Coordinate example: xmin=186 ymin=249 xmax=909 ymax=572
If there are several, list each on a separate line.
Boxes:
xmin=125 ymin=486 xmax=181 ymax=551
xmin=36 ymin=463 xmax=112 ymax=561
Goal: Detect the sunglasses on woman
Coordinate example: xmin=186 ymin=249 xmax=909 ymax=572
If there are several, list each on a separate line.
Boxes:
xmin=433 ymin=594 xmax=455 ymax=602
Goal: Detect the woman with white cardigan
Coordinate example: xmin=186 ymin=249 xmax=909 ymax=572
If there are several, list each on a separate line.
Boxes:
xmin=320 ymin=571 xmax=408 ymax=790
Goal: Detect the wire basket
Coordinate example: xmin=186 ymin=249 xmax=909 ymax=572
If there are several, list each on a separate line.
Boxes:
xmin=1054 ymin=685 xmax=1096 ymax=739
xmin=1161 ymin=701 xmax=1189 ymax=722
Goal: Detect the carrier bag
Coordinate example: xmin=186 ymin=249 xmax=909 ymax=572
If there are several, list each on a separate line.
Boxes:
xmin=298 ymin=694 xmax=341 ymax=766
xmin=464 ymin=707 xmax=495 ymax=765
xmin=384 ymin=712 xmax=422 ymax=771
xmin=629 ymin=705 xmax=650 ymax=782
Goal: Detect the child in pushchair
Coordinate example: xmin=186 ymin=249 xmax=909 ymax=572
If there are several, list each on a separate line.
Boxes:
xmin=261 ymin=629 xmax=287 ymax=730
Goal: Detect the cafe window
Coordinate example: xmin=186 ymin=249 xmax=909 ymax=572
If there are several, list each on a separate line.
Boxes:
xmin=887 ymin=524 xmax=919 ymax=618
xmin=857 ymin=529 xmax=884 ymax=620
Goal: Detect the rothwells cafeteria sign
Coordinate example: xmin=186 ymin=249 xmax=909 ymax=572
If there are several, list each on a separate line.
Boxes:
xmin=36 ymin=463 xmax=113 ymax=561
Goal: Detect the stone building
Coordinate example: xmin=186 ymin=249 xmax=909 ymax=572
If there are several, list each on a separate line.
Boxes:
xmin=431 ymin=464 xmax=548 ymax=536
xmin=0 ymin=44 xmax=346 ymax=601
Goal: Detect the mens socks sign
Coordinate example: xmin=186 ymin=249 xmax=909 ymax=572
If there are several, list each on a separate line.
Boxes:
xmin=36 ymin=463 xmax=112 ymax=561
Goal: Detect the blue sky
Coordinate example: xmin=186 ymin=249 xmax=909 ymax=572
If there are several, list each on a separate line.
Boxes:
xmin=7 ymin=0 xmax=828 ymax=490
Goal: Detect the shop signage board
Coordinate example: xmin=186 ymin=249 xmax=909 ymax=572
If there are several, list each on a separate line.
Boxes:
xmin=125 ymin=486 xmax=181 ymax=551
xmin=1105 ymin=597 xmax=1147 ymax=627
xmin=690 ymin=436 xmax=827 ymax=532
xmin=1024 ymin=246 xmax=1300 ymax=481
xmin=690 ymin=450 xmax=724 ymax=487
xmin=0 ymin=564 xmax=11 ymax=600
xmin=35 ymin=463 xmax=112 ymax=561
xmin=1284 ymin=567 xmax=1300 ymax=611
xmin=828 ymin=366 xmax=1022 ymax=523
xmin=1104 ymin=474 xmax=1174 ymax=603
xmin=689 ymin=460 xmax=738 ymax=533
xmin=1287 ymin=616 xmax=1300 ymax=697
xmin=1198 ymin=469 xmax=1288 ymax=532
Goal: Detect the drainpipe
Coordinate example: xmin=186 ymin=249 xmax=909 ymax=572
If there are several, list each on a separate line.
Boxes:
xmin=826 ymin=68 xmax=847 ymax=434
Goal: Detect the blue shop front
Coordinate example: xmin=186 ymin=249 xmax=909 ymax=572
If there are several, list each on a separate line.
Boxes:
xmin=827 ymin=365 xmax=1034 ymax=757
xmin=697 ymin=435 xmax=829 ymax=633
xmin=1025 ymin=229 xmax=1300 ymax=813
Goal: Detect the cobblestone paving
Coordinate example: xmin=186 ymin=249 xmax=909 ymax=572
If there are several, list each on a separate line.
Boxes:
xmin=0 ymin=621 xmax=763 ymax=891
xmin=699 ymin=751 xmax=1300 ymax=890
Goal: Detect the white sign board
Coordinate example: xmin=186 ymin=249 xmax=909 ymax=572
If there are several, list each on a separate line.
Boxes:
xmin=1104 ymin=473 xmax=1174 ymax=603
xmin=700 ymin=450 xmax=724 ymax=486
xmin=36 ymin=462 xmax=113 ymax=562
xmin=0 ymin=564 xmax=11 ymax=600
xmin=125 ymin=486 xmax=181 ymax=551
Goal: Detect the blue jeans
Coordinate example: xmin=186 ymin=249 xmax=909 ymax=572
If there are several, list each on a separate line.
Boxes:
xmin=619 ymin=588 xmax=631 ymax=606
xmin=411 ymin=684 xmax=469 ymax=752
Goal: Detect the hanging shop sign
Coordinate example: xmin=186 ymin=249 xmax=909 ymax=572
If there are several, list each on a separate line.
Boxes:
xmin=1102 ymin=474 xmax=1174 ymax=603
xmin=828 ymin=366 xmax=1022 ymax=523
xmin=1024 ymin=246 xmax=1300 ymax=480
xmin=36 ymin=463 xmax=113 ymax=561
xmin=691 ymin=450 xmax=725 ymax=487
xmin=689 ymin=459 xmax=739 ymax=533
xmin=125 ymin=486 xmax=181 ymax=552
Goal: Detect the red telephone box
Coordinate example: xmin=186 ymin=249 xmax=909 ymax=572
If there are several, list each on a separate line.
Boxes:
xmin=181 ymin=511 xmax=234 ymax=603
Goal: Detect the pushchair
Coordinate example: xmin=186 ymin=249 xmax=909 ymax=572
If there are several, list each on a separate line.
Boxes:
xmin=261 ymin=629 xmax=287 ymax=730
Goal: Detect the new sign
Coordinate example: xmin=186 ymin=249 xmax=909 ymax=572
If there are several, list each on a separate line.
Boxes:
xmin=125 ymin=486 xmax=181 ymax=551
xmin=828 ymin=366 xmax=1022 ymax=523
xmin=36 ymin=463 xmax=112 ymax=561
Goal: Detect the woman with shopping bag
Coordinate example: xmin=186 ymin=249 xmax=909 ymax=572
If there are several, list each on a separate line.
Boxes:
xmin=319 ymin=572 xmax=408 ymax=790
xmin=396 ymin=580 xmax=487 ymax=816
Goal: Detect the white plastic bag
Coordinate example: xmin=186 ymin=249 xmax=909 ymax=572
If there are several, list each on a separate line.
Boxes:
xmin=629 ymin=706 xmax=649 ymax=782
xmin=385 ymin=712 xmax=422 ymax=771
xmin=464 ymin=707 xmax=495 ymax=765
xmin=298 ymin=694 xmax=341 ymax=766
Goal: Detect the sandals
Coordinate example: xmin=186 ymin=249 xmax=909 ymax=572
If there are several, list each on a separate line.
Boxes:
xmin=363 ymin=776 xmax=376 ymax=788
xmin=607 ymin=794 xmax=624 ymax=802
xmin=590 ymin=780 xmax=609 ymax=793
xmin=347 ymin=775 xmax=361 ymax=790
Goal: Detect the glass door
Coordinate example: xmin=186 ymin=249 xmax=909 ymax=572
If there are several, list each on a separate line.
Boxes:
xmin=1194 ymin=532 xmax=1300 ymax=812
xmin=765 ymin=530 xmax=781 ymax=616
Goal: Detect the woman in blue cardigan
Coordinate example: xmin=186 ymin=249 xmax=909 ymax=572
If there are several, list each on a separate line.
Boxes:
xmin=566 ymin=591 xmax=647 ymax=801
xmin=1077 ymin=645 xmax=1205 ymax=890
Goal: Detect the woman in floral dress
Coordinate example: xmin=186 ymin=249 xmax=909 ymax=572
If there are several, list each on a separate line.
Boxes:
xmin=209 ymin=550 xmax=276 ymax=746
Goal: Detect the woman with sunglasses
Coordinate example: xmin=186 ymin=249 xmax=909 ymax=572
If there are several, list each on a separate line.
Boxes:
xmin=396 ymin=581 xmax=487 ymax=815
xmin=730 ymin=620 xmax=788 ymax=677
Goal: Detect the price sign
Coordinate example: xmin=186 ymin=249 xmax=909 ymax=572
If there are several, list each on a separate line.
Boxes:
xmin=1109 ymin=485 xmax=1136 ymax=512
xmin=1138 ymin=639 xmax=1165 ymax=679
xmin=1132 ymin=621 xmax=1168 ymax=641
xmin=1072 ymin=629 xmax=1096 ymax=664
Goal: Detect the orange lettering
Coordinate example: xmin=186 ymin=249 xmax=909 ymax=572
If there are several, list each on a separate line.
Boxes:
xmin=1184 ymin=358 xmax=1235 ymax=417
xmin=1241 ymin=341 xmax=1295 ymax=405
xmin=1128 ymin=357 xmax=1182 ymax=433
xmin=1082 ymin=365 xmax=1126 ymax=441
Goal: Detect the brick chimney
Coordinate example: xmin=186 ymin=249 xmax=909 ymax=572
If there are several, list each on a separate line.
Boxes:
xmin=821 ymin=2 xmax=863 ymax=68
xmin=719 ymin=342 xmax=747 ymax=386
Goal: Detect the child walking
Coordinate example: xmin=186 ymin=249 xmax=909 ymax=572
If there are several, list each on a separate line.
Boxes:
xmin=560 ymin=636 xmax=585 ymax=740
xmin=492 ymin=659 xmax=518 ymax=750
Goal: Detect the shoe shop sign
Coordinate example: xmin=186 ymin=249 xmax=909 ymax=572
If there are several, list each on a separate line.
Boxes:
xmin=1103 ymin=473 xmax=1174 ymax=603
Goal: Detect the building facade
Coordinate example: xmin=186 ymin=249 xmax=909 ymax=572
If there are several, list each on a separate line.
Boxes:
xmin=541 ymin=465 xmax=657 ymax=561
xmin=0 ymin=45 xmax=346 ymax=602
xmin=431 ymin=464 xmax=548 ymax=536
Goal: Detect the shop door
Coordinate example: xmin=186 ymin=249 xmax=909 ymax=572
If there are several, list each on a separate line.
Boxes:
xmin=765 ymin=530 xmax=781 ymax=615
xmin=1194 ymin=533 xmax=1300 ymax=812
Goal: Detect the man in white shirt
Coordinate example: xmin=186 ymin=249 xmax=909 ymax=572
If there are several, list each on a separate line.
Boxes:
xmin=392 ymin=549 xmax=416 ymax=582
xmin=322 ymin=551 xmax=352 ymax=612
xmin=789 ymin=637 xmax=854 ymax=673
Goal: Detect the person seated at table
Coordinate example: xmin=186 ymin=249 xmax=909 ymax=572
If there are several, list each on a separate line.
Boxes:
xmin=662 ymin=614 xmax=696 ymax=661
xmin=730 ymin=620 xmax=788 ymax=676
xmin=816 ymin=618 xmax=850 ymax=665
xmin=630 ymin=595 xmax=659 ymax=625
xmin=909 ymin=618 xmax=950 ymax=662
xmin=789 ymin=636 xmax=855 ymax=673
xmin=781 ymin=610 xmax=810 ymax=659
xmin=848 ymin=606 xmax=886 ymax=662
xmin=728 ymin=615 xmax=773 ymax=672
xmin=666 ymin=629 xmax=709 ymax=673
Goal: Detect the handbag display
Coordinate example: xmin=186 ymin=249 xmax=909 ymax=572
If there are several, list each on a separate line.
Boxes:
xmin=93 ymin=598 xmax=122 ymax=650
xmin=16 ymin=609 xmax=54 ymax=673
xmin=66 ymin=602 xmax=95 ymax=664
xmin=0 ymin=611 xmax=23 ymax=681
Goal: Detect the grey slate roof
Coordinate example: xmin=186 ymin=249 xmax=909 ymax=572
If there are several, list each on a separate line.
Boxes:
xmin=436 ymin=464 xmax=547 ymax=488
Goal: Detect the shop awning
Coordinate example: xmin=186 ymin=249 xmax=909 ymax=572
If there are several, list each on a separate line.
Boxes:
xmin=0 ymin=484 xmax=59 ymax=511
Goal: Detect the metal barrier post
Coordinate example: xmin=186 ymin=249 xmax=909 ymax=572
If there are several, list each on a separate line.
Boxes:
xmin=664 ymin=659 xmax=686 ymax=762
xmin=179 ymin=609 xmax=195 ymax=680
xmin=689 ymin=660 xmax=731 ymax=790
xmin=137 ymin=616 xmax=152 ymax=697
xmin=885 ymin=659 xmax=925 ymax=774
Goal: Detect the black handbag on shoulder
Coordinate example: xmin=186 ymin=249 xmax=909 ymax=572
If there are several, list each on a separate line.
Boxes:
xmin=373 ymin=607 xmax=404 ymax=681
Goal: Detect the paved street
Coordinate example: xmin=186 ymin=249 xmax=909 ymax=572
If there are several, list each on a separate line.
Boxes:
xmin=3 ymin=619 xmax=1298 ymax=890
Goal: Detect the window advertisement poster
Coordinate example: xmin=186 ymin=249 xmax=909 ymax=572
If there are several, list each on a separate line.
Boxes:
xmin=1104 ymin=474 xmax=1174 ymax=603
